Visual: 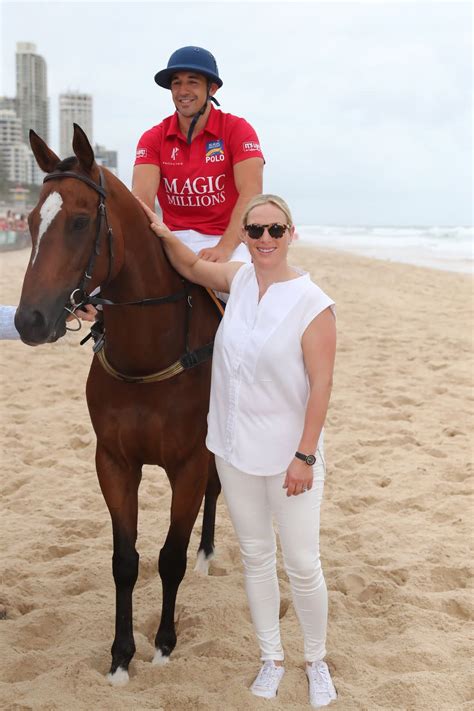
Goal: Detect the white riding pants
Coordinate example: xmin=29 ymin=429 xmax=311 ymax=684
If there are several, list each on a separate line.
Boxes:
xmin=215 ymin=453 xmax=328 ymax=663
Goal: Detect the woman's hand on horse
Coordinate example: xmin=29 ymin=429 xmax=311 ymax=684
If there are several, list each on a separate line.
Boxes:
xmin=136 ymin=197 xmax=174 ymax=241
xmin=67 ymin=304 xmax=97 ymax=322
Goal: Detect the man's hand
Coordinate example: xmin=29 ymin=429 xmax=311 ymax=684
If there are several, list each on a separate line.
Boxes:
xmin=283 ymin=458 xmax=314 ymax=497
xmin=66 ymin=304 xmax=97 ymax=322
xmin=198 ymin=241 xmax=234 ymax=262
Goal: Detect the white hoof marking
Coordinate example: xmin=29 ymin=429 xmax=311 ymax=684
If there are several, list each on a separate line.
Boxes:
xmin=152 ymin=649 xmax=170 ymax=666
xmin=194 ymin=549 xmax=214 ymax=575
xmin=107 ymin=667 xmax=129 ymax=686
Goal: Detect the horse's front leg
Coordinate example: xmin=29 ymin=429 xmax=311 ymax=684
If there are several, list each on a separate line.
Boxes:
xmin=153 ymin=457 xmax=208 ymax=664
xmin=96 ymin=444 xmax=141 ymax=685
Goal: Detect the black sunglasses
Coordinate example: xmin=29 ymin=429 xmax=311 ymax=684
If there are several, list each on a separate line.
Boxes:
xmin=244 ymin=223 xmax=290 ymax=239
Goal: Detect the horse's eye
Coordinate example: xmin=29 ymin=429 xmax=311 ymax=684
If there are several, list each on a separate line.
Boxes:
xmin=72 ymin=215 xmax=90 ymax=231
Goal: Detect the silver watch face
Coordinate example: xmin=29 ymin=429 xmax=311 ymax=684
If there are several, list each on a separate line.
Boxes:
xmin=306 ymin=454 xmax=316 ymax=466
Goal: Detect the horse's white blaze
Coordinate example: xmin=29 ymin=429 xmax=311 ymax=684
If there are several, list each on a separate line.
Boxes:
xmin=32 ymin=191 xmax=63 ymax=265
xmin=194 ymin=549 xmax=214 ymax=575
xmin=106 ymin=667 xmax=129 ymax=686
xmin=152 ymin=649 xmax=170 ymax=666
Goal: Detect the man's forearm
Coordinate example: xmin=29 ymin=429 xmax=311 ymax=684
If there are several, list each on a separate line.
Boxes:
xmin=219 ymin=188 xmax=261 ymax=250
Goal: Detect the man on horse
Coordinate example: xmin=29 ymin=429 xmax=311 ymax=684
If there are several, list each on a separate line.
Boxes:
xmin=132 ymin=46 xmax=264 ymax=263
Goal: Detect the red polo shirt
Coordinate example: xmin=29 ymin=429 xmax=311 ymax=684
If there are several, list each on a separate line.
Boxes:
xmin=134 ymin=106 xmax=264 ymax=235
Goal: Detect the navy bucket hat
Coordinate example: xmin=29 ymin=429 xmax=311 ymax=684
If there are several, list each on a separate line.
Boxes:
xmin=154 ymin=46 xmax=223 ymax=89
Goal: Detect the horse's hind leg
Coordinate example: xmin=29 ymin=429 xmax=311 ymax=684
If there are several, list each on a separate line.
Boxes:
xmin=154 ymin=462 xmax=207 ymax=664
xmin=96 ymin=445 xmax=141 ymax=685
xmin=195 ymin=455 xmax=221 ymax=574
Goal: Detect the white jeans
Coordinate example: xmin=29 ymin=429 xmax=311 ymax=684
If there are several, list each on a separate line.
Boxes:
xmin=216 ymin=453 xmax=328 ymax=663
xmin=174 ymin=229 xmax=250 ymax=262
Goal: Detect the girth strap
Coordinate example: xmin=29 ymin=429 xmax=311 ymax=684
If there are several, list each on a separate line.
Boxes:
xmin=95 ymin=341 xmax=214 ymax=384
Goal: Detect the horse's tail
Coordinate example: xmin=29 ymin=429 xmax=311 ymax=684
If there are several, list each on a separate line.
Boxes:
xmin=194 ymin=454 xmax=221 ymax=574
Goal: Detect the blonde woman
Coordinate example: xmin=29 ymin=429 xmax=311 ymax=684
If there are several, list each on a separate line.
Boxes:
xmin=140 ymin=194 xmax=337 ymax=708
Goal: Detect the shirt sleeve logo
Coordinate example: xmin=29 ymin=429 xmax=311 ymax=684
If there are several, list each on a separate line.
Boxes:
xmin=136 ymin=147 xmax=147 ymax=158
xmin=243 ymin=141 xmax=260 ymax=152
xmin=205 ymin=139 xmax=225 ymax=163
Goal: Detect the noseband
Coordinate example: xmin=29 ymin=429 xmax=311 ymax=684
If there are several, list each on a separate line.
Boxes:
xmin=41 ymin=167 xmax=216 ymax=383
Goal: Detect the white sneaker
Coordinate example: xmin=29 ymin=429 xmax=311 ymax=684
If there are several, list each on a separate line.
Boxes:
xmin=250 ymin=660 xmax=285 ymax=699
xmin=306 ymin=661 xmax=337 ymax=707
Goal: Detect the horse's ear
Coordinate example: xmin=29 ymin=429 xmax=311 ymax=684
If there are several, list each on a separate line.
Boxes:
xmin=72 ymin=123 xmax=95 ymax=172
xmin=29 ymin=130 xmax=60 ymax=174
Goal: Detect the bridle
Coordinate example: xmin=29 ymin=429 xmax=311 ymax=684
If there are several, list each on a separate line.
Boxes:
xmin=42 ymin=167 xmax=217 ymax=383
xmin=44 ymin=168 xmax=115 ymax=313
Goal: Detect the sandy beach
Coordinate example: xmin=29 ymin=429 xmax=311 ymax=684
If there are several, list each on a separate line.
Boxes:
xmin=1 ymin=244 xmax=472 ymax=710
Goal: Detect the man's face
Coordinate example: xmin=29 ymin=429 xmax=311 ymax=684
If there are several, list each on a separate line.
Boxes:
xmin=170 ymin=72 xmax=216 ymax=117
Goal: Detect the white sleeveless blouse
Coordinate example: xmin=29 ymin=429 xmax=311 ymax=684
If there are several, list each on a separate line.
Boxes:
xmin=206 ymin=263 xmax=335 ymax=476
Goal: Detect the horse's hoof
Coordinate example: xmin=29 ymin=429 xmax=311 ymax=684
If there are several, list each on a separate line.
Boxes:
xmin=194 ymin=549 xmax=214 ymax=575
xmin=152 ymin=649 xmax=170 ymax=666
xmin=107 ymin=667 xmax=129 ymax=686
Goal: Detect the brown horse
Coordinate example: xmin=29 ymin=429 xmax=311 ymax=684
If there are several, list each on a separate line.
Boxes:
xmin=15 ymin=124 xmax=222 ymax=685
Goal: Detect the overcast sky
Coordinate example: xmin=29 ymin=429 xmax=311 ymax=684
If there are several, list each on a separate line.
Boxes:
xmin=2 ymin=0 xmax=472 ymax=226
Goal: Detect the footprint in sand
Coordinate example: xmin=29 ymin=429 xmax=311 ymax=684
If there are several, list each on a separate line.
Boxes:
xmin=208 ymin=563 xmax=228 ymax=577
xmin=177 ymin=613 xmax=203 ymax=634
xmin=36 ymin=457 xmax=58 ymax=468
xmin=442 ymin=427 xmax=465 ymax=438
xmin=357 ymin=582 xmax=394 ymax=605
xmin=279 ymin=597 xmax=290 ymax=619
xmin=444 ymin=467 xmax=471 ymax=483
xmin=337 ymin=497 xmax=378 ymax=515
xmin=392 ymin=395 xmax=417 ymax=406
xmin=425 ymin=448 xmax=447 ymax=459
xmin=429 ymin=566 xmax=469 ymax=592
xmin=441 ymin=598 xmax=472 ymax=621
xmin=428 ymin=362 xmax=448 ymax=371
xmin=70 ymin=435 xmax=92 ymax=450
xmin=386 ymin=568 xmax=408 ymax=587
xmin=333 ymin=573 xmax=366 ymax=597
xmin=35 ymin=544 xmax=82 ymax=561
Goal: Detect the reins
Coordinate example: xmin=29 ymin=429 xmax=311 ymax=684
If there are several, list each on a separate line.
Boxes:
xmin=42 ymin=167 xmax=217 ymax=384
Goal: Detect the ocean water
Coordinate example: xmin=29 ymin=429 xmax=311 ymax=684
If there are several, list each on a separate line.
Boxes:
xmin=297 ymin=225 xmax=473 ymax=274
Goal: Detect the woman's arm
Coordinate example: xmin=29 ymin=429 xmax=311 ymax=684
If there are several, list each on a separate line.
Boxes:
xmin=138 ymin=199 xmax=243 ymax=292
xmin=283 ymin=306 xmax=336 ymax=497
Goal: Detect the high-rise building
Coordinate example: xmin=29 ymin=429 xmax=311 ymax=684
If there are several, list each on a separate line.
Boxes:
xmin=0 ymin=109 xmax=23 ymax=180
xmin=59 ymin=92 xmax=92 ymax=157
xmin=16 ymin=42 xmax=49 ymax=143
xmin=0 ymin=109 xmax=43 ymax=184
xmin=94 ymin=144 xmax=118 ymax=176
xmin=0 ymin=97 xmax=17 ymax=113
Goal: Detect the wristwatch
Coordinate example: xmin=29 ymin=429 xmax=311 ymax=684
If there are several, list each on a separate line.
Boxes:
xmin=295 ymin=451 xmax=316 ymax=466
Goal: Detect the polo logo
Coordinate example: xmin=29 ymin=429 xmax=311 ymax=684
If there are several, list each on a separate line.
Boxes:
xmin=171 ymin=147 xmax=180 ymax=161
xmin=205 ymin=139 xmax=224 ymax=163
xmin=243 ymin=141 xmax=260 ymax=152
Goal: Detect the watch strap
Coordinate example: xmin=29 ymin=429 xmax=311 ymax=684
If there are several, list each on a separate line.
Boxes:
xmin=295 ymin=451 xmax=316 ymax=465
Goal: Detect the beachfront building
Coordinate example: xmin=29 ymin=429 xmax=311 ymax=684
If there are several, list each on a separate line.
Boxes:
xmin=0 ymin=109 xmax=23 ymax=181
xmin=16 ymin=42 xmax=49 ymax=144
xmin=94 ymin=144 xmax=118 ymax=176
xmin=0 ymin=109 xmax=43 ymax=185
xmin=60 ymin=92 xmax=92 ymax=156
xmin=0 ymin=97 xmax=17 ymax=113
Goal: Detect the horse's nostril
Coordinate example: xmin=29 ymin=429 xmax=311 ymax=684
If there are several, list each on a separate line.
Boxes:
xmin=15 ymin=307 xmax=49 ymax=343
